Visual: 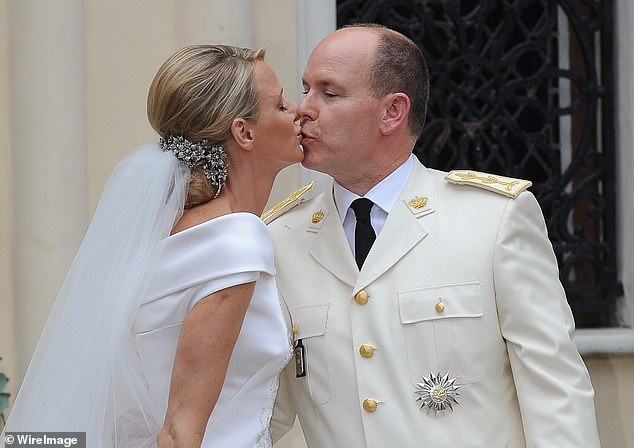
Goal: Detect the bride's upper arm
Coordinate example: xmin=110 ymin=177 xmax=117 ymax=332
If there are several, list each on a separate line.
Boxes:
xmin=159 ymin=281 xmax=256 ymax=444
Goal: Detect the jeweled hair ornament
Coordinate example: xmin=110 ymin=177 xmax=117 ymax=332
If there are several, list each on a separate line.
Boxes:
xmin=160 ymin=135 xmax=228 ymax=199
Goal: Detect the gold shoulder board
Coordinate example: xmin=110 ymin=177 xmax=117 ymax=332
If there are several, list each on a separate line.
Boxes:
xmin=261 ymin=180 xmax=315 ymax=224
xmin=444 ymin=170 xmax=532 ymax=199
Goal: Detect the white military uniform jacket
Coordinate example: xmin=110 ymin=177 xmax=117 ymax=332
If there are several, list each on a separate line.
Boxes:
xmin=269 ymin=159 xmax=600 ymax=447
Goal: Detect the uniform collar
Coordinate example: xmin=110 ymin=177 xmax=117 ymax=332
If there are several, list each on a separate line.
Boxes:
xmin=333 ymin=154 xmax=415 ymax=224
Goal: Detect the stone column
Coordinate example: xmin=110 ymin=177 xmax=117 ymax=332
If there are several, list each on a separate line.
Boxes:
xmin=296 ymin=0 xmax=336 ymax=191
xmin=0 ymin=0 xmax=15 ymax=398
xmin=10 ymin=0 xmax=88 ymax=380
xmin=175 ymin=0 xmax=252 ymax=46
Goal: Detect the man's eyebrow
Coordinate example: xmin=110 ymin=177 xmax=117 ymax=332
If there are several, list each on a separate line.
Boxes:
xmin=302 ymin=78 xmax=338 ymax=89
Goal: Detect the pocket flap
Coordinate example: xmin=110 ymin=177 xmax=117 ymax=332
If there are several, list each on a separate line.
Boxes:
xmin=290 ymin=303 xmax=330 ymax=339
xmin=398 ymin=281 xmax=482 ymax=324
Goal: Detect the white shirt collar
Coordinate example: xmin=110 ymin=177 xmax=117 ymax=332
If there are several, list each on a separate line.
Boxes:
xmin=333 ymin=154 xmax=415 ymax=223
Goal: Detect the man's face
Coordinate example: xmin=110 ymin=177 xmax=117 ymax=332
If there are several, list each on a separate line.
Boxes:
xmin=298 ymin=29 xmax=383 ymax=186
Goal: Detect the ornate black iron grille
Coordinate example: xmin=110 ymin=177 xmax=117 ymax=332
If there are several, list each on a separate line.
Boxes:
xmin=337 ymin=0 xmax=622 ymax=327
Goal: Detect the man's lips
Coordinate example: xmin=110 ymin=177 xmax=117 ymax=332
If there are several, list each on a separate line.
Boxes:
xmin=301 ymin=133 xmax=316 ymax=144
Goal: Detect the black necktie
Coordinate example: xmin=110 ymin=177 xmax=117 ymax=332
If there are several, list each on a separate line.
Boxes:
xmin=350 ymin=198 xmax=376 ymax=269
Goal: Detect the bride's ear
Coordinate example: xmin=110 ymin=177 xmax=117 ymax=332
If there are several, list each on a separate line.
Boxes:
xmin=230 ymin=118 xmax=254 ymax=151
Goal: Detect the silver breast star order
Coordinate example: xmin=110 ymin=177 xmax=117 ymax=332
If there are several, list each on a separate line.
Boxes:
xmin=415 ymin=371 xmax=460 ymax=413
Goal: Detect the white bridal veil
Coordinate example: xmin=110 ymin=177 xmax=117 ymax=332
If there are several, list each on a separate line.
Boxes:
xmin=1 ymin=144 xmax=189 ymax=447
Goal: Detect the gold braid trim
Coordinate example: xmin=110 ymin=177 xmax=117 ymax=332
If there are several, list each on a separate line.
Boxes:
xmin=261 ymin=180 xmax=315 ymax=224
xmin=444 ymin=170 xmax=532 ymax=198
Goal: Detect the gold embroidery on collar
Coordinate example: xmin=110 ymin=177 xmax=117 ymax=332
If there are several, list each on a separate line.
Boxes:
xmin=311 ymin=209 xmax=325 ymax=224
xmin=408 ymin=196 xmax=429 ymax=209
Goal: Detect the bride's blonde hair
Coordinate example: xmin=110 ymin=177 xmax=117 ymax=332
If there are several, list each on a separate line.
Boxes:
xmin=147 ymin=45 xmax=265 ymax=208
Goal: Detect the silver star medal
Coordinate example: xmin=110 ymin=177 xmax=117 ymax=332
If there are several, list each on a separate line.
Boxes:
xmin=415 ymin=371 xmax=460 ymax=414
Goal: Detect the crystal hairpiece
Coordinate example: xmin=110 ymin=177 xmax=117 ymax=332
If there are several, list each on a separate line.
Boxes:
xmin=160 ymin=135 xmax=228 ymax=199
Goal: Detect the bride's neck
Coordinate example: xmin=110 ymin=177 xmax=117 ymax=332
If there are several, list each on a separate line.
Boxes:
xmin=220 ymin=167 xmax=277 ymax=216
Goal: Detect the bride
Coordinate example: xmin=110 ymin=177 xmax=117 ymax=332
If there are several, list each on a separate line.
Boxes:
xmin=1 ymin=44 xmax=304 ymax=447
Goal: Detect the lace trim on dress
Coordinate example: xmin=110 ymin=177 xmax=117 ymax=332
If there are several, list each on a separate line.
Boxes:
xmin=255 ymin=374 xmax=281 ymax=448
xmin=255 ymin=293 xmax=293 ymax=448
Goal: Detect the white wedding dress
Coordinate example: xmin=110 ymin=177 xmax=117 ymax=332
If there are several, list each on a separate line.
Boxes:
xmin=1 ymin=147 xmax=291 ymax=448
xmin=131 ymin=212 xmax=292 ymax=447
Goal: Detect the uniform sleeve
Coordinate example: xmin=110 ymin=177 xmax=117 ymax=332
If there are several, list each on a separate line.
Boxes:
xmin=493 ymin=191 xmax=600 ymax=447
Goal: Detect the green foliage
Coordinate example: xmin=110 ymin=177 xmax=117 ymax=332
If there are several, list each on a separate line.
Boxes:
xmin=0 ymin=358 xmax=8 ymax=428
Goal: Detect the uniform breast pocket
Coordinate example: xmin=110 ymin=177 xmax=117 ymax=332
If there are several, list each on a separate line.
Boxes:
xmin=398 ymin=281 xmax=484 ymax=385
xmin=290 ymin=303 xmax=331 ymax=406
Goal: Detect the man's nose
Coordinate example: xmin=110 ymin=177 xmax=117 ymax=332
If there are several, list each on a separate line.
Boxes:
xmin=297 ymin=95 xmax=315 ymax=122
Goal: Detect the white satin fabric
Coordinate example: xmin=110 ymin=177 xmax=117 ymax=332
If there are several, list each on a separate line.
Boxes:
xmin=132 ymin=212 xmax=292 ymax=448
xmin=1 ymin=144 xmax=291 ymax=448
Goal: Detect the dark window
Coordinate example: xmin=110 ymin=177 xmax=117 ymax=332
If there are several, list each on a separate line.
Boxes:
xmin=337 ymin=0 xmax=622 ymax=327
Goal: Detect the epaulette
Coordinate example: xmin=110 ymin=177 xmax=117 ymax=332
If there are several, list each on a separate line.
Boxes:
xmin=261 ymin=180 xmax=315 ymax=224
xmin=444 ymin=170 xmax=532 ymax=198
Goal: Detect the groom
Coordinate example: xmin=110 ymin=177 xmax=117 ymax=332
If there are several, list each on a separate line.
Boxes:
xmin=268 ymin=24 xmax=600 ymax=447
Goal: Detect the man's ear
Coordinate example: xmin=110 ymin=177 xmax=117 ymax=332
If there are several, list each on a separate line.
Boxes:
xmin=379 ymin=93 xmax=410 ymax=136
xmin=231 ymin=117 xmax=254 ymax=150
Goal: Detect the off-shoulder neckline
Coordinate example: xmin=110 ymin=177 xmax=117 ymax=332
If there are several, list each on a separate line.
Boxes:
xmin=167 ymin=211 xmax=263 ymax=240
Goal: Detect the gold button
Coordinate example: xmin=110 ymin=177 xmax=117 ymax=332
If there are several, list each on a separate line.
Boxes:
xmin=354 ymin=290 xmax=369 ymax=305
xmin=363 ymin=398 xmax=378 ymax=412
xmin=359 ymin=344 xmax=375 ymax=358
xmin=291 ymin=324 xmax=298 ymax=336
xmin=435 ymin=301 xmax=445 ymax=313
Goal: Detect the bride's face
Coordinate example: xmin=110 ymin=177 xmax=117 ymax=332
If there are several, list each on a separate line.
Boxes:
xmin=249 ymin=61 xmax=304 ymax=170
